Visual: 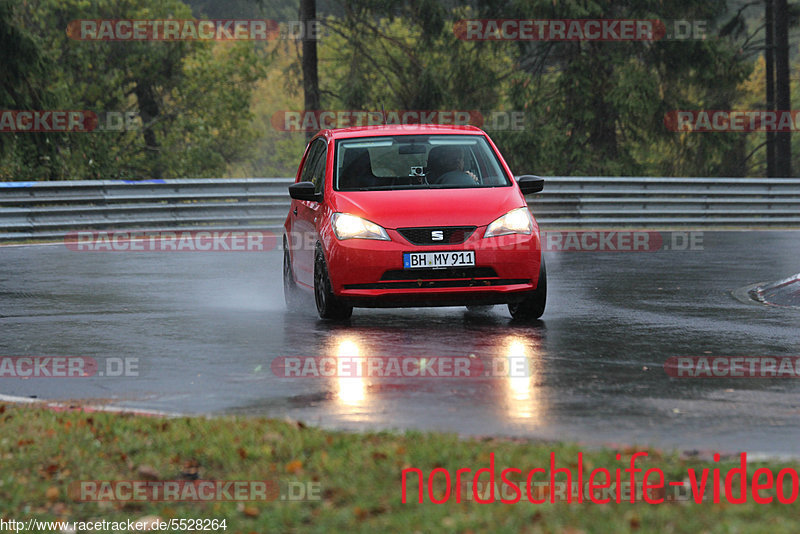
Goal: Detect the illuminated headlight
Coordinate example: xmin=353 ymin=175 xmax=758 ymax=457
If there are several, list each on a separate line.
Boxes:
xmin=332 ymin=213 xmax=390 ymax=241
xmin=484 ymin=207 xmax=533 ymax=238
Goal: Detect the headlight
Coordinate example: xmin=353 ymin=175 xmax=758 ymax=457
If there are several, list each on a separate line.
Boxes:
xmin=332 ymin=213 xmax=390 ymax=241
xmin=484 ymin=207 xmax=533 ymax=238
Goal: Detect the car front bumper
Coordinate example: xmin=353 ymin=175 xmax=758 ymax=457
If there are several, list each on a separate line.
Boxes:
xmin=324 ymin=228 xmax=542 ymax=307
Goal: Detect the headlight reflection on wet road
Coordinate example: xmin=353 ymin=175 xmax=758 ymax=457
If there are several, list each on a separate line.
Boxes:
xmin=332 ymin=337 xmax=367 ymax=406
xmin=503 ymin=336 xmax=542 ymax=422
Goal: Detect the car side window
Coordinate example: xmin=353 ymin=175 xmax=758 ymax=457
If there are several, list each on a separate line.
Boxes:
xmin=300 ymin=141 xmax=322 ymax=183
xmin=311 ymin=141 xmax=327 ymax=194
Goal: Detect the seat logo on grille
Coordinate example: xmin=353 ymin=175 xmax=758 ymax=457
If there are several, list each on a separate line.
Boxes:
xmin=431 ymin=230 xmax=444 ymax=241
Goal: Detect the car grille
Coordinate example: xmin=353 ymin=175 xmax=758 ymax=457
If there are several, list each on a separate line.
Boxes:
xmin=380 ymin=267 xmax=498 ymax=280
xmin=342 ymin=267 xmax=529 ymax=290
xmin=343 ymin=279 xmax=530 ymax=290
xmin=397 ymin=226 xmax=476 ymax=245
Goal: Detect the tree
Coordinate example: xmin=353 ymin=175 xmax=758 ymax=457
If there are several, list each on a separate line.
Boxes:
xmin=315 ymin=0 xmax=754 ymax=177
xmin=321 ymin=2 xmax=509 ymax=112
xmin=300 ymin=0 xmax=320 ymax=143
xmin=488 ymin=0 xmax=753 ymax=176
xmin=765 ymin=0 xmax=776 ymax=177
xmin=0 ymin=0 xmax=61 ymax=177
xmin=1 ymin=0 xmax=268 ymax=179
xmin=773 ymin=0 xmax=791 ymax=176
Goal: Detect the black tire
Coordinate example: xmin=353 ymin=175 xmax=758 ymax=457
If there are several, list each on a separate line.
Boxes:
xmin=314 ymin=247 xmax=353 ymax=320
xmin=508 ymin=256 xmax=547 ymax=320
xmin=283 ymin=237 xmax=302 ymax=312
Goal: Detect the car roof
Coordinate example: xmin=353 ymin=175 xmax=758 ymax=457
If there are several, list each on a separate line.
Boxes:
xmin=318 ymin=124 xmax=486 ymax=140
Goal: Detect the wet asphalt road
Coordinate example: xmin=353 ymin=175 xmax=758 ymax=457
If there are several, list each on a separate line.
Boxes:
xmin=0 ymin=231 xmax=799 ymax=456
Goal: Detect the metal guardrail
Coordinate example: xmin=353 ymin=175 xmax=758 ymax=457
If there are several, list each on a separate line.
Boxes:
xmin=1 ymin=176 xmax=799 ymax=241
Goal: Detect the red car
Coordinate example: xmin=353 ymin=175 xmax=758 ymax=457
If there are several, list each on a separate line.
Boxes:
xmin=283 ymin=124 xmax=546 ymax=320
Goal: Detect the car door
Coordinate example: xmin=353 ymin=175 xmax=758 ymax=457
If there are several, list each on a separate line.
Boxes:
xmin=291 ymin=139 xmax=326 ymax=287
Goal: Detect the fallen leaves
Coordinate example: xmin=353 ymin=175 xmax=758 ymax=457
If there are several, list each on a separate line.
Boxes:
xmin=238 ymin=503 xmax=259 ymax=517
xmin=286 ymin=460 xmax=303 ymax=474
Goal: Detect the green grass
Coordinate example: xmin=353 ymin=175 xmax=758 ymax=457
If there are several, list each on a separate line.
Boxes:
xmin=2 ymin=403 xmax=799 ymax=533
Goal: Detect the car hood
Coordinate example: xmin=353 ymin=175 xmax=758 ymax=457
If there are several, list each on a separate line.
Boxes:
xmin=330 ymin=186 xmax=527 ymax=229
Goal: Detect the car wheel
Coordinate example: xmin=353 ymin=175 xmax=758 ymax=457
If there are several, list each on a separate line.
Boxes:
xmin=314 ymin=247 xmax=353 ymax=320
xmin=283 ymin=237 xmax=302 ymax=312
xmin=508 ymin=256 xmax=546 ymax=320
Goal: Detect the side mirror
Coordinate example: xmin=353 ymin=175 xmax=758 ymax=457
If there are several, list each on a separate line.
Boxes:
xmin=516 ymin=175 xmax=544 ymax=195
xmin=289 ymin=181 xmax=321 ymax=202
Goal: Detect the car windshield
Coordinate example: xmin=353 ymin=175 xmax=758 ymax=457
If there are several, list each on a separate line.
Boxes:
xmin=334 ymin=135 xmax=511 ymax=191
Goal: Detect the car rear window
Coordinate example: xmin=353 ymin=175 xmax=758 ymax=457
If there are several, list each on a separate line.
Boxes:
xmin=334 ymin=135 xmax=512 ymax=191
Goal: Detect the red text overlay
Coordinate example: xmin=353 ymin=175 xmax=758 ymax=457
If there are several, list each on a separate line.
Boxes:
xmin=69 ymin=480 xmax=321 ymax=501
xmin=67 ymin=19 xmax=280 ymax=41
xmin=403 ymin=452 xmax=800 ymax=504
xmin=0 ymin=357 xmax=138 ymax=378
xmin=65 ymin=231 xmax=277 ymax=252
xmin=0 ymin=111 xmax=97 ymax=132
xmin=665 ymin=110 xmax=800 ymax=132
xmin=271 ymin=356 xmax=541 ymax=378
xmin=665 ymin=356 xmax=800 ymax=378
xmin=454 ymin=19 xmax=664 ymax=41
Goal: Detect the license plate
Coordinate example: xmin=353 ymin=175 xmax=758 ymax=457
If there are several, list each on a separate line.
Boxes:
xmin=403 ymin=251 xmax=475 ymax=269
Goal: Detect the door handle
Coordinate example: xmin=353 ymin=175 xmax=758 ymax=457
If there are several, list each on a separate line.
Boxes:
xmin=293 ymin=207 xmax=298 ymax=216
